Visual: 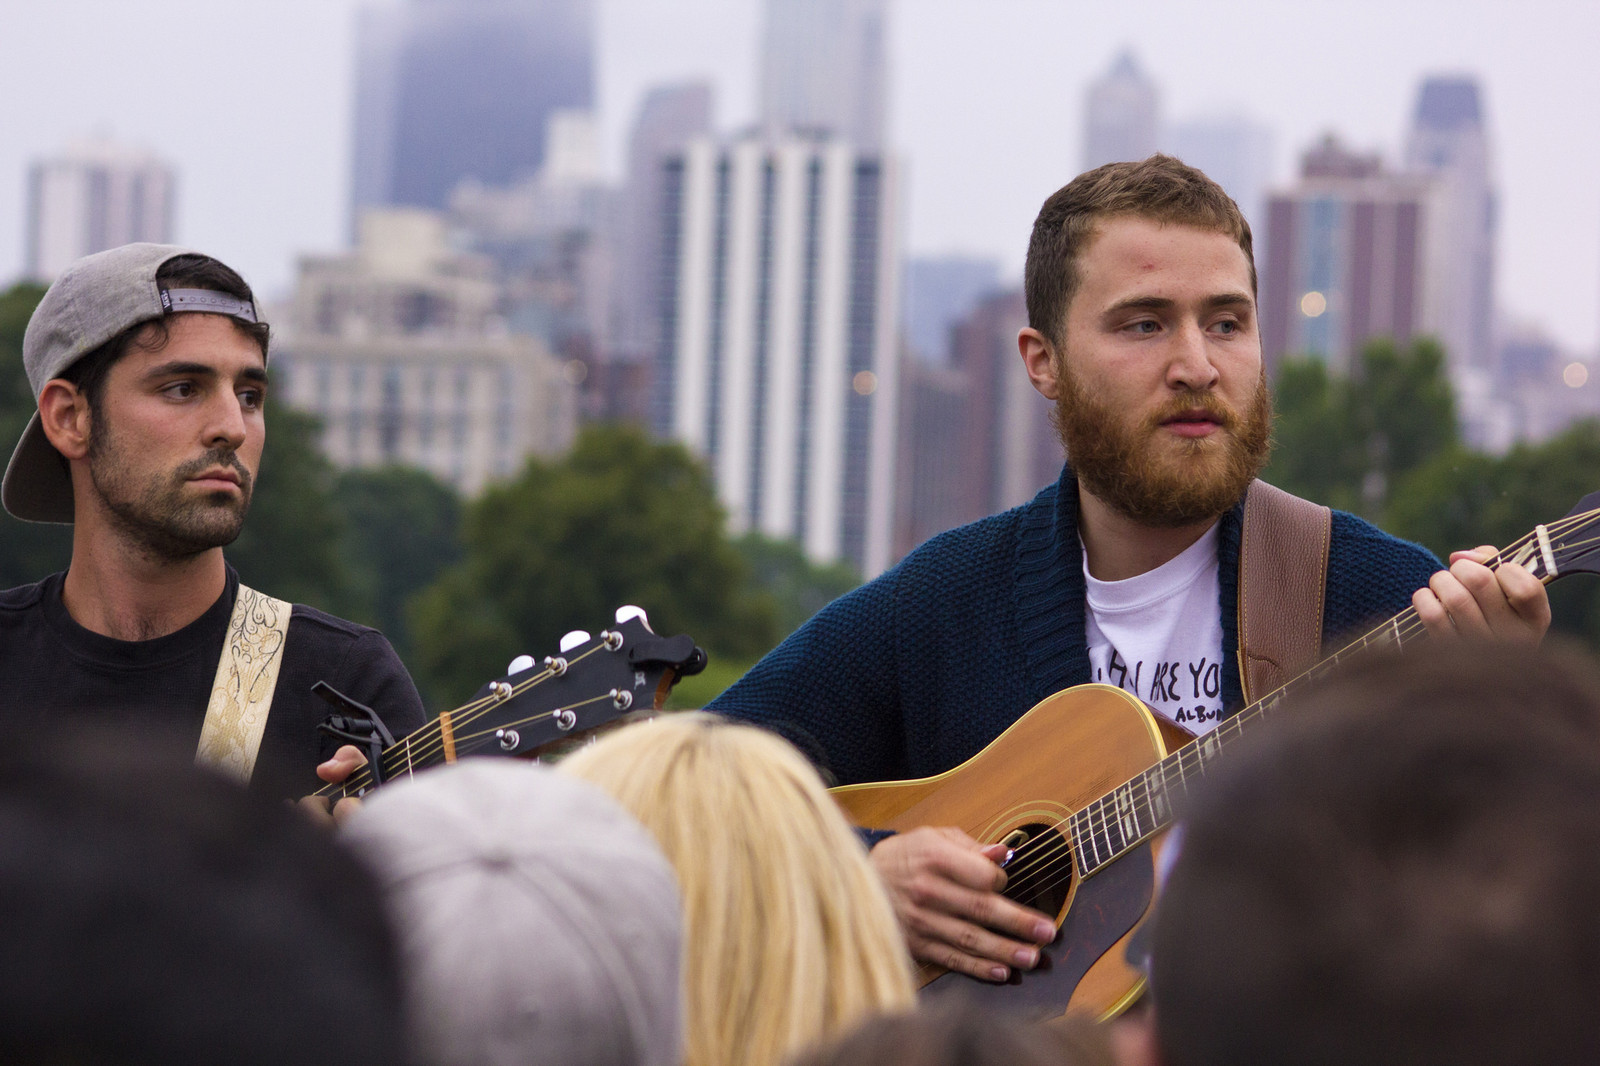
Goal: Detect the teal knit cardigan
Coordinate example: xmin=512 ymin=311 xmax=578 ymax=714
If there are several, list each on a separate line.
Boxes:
xmin=709 ymin=466 xmax=1443 ymax=786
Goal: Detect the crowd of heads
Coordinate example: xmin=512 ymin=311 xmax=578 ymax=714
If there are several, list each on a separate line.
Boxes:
xmin=14 ymin=635 xmax=1600 ymax=1065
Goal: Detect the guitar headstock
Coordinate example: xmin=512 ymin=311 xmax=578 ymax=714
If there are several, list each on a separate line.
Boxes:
xmin=1552 ymin=490 xmax=1600 ymax=578
xmin=454 ymin=606 xmax=707 ymax=760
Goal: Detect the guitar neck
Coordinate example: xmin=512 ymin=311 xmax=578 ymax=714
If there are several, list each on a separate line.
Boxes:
xmin=1071 ymin=518 xmax=1578 ymax=878
xmin=313 ymin=619 xmax=706 ymax=799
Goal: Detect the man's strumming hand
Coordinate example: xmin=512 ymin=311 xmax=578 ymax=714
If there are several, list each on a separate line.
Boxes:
xmin=869 ymin=825 xmax=1058 ymax=982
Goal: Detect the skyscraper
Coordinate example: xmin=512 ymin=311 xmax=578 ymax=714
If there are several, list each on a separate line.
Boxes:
xmin=1162 ymin=114 xmax=1275 ymax=231
xmin=350 ymin=0 xmax=595 ymax=221
xmin=896 ymin=289 xmax=1058 ymax=557
xmin=1083 ymin=51 xmax=1159 ymax=171
xmin=759 ymin=0 xmax=888 ymax=149
xmin=615 ymin=83 xmax=715 ymax=362
xmin=276 ymin=210 xmax=576 ymax=495
xmin=25 ymin=138 xmax=174 ymax=281
xmin=901 ymin=255 xmax=1001 ymax=363
xmin=1260 ymin=135 xmax=1446 ymax=377
xmin=658 ymin=131 xmax=902 ymax=576
xmin=1404 ymin=76 xmax=1496 ymax=377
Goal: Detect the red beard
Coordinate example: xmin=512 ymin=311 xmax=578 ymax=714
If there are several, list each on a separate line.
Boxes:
xmin=1054 ymin=365 xmax=1272 ymax=528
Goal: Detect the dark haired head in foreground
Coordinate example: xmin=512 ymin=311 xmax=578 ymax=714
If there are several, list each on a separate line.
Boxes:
xmin=1150 ymin=639 xmax=1600 ymax=1066
xmin=790 ymin=999 xmax=1115 ymax=1066
xmin=0 ymin=735 xmax=404 ymax=1066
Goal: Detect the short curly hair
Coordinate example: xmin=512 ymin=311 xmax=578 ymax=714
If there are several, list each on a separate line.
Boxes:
xmin=1024 ymin=154 xmax=1254 ymax=345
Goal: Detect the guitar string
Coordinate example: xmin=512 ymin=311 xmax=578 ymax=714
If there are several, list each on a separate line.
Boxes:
xmin=446 ymin=692 xmax=622 ymax=747
xmin=323 ymin=675 xmax=552 ymax=798
xmin=1005 ymin=588 xmax=1510 ymax=899
xmin=336 ymin=513 xmax=1600 ymax=803
xmin=1002 ymin=520 xmax=1600 ymax=902
xmin=325 ymin=513 xmax=1600 ymax=904
xmin=1004 ymin=515 xmax=1596 ymax=893
xmin=340 ymin=636 xmax=632 ymax=790
xmin=333 ymin=692 xmax=629 ymax=790
xmin=320 ymin=640 xmax=622 ymax=797
xmin=997 ymin=517 xmax=1600 ymax=902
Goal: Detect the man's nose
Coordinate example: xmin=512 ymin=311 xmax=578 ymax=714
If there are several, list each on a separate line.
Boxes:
xmin=205 ymin=393 xmax=249 ymax=449
xmin=1167 ymin=322 xmax=1220 ymax=390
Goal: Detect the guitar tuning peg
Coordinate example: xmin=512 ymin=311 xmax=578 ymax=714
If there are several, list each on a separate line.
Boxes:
xmin=559 ymin=630 xmax=592 ymax=653
xmin=506 ymin=654 xmax=536 ymax=676
xmin=615 ymin=605 xmax=650 ymax=630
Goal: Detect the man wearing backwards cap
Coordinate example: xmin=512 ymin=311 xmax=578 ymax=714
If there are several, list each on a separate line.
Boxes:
xmin=0 ymin=243 xmax=425 ymax=803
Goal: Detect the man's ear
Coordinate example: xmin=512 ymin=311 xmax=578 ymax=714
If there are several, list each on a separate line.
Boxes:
xmin=37 ymin=380 xmax=92 ymax=461
xmin=1018 ymin=327 xmax=1061 ymax=400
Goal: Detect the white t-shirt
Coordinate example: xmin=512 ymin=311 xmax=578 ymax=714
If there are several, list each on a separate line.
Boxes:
xmin=1084 ymin=523 xmax=1227 ymax=734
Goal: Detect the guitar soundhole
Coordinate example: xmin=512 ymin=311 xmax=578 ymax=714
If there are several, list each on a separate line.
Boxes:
xmin=999 ymin=822 xmax=1074 ymax=920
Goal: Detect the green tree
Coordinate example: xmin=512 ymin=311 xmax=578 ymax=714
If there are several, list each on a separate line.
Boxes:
xmin=1360 ymin=337 xmax=1457 ymax=486
xmin=228 ymin=404 xmax=359 ymax=615
xmin=408 ymin=423 xmax=777 ymax=710
xmin=1261 ymin=357 xmax=1367 ymax=513
xmin=657 ymin=534 xmax=863 ymax=710
xmin=1264 ymin=336 xmax=1458 ymax=519
xmin=0 ymin=283 xmax=71 ymax=585
xmin=334 ymin=465 xmax=462 ymax=660
xmin=1387 ymin=422 xmax=1600 ymax=649
xmin=733 ymin=532 xmax=861 ymax=640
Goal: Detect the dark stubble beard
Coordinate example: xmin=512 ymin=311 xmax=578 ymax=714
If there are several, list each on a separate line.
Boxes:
xmin=88 ymin=426 xmax=254 ymax=561
xmin=1054 ymin=360 xmax=1272 ymax=528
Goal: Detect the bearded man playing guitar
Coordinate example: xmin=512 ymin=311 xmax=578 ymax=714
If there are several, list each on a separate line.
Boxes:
xmin=709 ymin=156 xmax=1550 ymax=985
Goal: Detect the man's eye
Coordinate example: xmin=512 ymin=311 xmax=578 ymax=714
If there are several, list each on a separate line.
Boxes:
xmin=1214 ymin=320 xmax=1238 ymax=334
xmin=239 ymin=390 xmax=265 ymax=410
xmin=1128 ymin=320 xmax=1159 ymax=334
xmin=163 ymin=382 xmax=195 ymax=399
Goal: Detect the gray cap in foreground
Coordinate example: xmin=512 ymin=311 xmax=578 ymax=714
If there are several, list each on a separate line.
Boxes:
xmin=341 ymin=760 xmax=683 ymax=1066
xmin=4 ymin=242 xmax=260 ymax=523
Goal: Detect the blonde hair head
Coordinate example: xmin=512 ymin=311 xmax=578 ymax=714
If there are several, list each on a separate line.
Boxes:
xmin=559 ymin=712 xmax=915 ymax=1066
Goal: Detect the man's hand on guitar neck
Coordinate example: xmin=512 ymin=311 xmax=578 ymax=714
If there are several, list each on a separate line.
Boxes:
xmin=296 ymin=745 xmax=368 ymax=827
xmin=1413 ymin=546 xmax=1551 ymax=645
xmin=870 ymin=825 xmax=1058 ymax=982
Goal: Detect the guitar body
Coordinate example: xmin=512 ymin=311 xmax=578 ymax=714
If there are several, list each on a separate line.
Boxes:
xmin=829 ymin=491 xmax=1600 ymax=1020
xmin=832 ymin=684 xmax=1178 ymax=1020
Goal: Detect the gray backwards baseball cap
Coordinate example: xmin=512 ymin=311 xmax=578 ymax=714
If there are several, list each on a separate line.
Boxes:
xmin=4 ymin=242 xmax=263 ymax=524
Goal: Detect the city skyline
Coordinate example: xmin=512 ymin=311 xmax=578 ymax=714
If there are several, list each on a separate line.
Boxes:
xmin=2 ymin=0 xmax=1599 ymax=354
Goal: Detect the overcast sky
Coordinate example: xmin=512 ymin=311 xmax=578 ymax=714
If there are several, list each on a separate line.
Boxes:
xmin=2 ymin=0 xmax=1597 ymax=352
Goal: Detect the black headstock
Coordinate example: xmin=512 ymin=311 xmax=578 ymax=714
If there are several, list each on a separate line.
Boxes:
xmin=317 ymin=606 xmax=706 ymax=797
xmin=456 ymin=607 xmax=706 ymax=760
xmin=1550 ymin=491 xmax=1600 ymax=578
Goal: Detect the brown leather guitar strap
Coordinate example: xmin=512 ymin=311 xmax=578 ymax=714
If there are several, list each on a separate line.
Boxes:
xmin=1237 ymin=480 xmax=1332 ymax=704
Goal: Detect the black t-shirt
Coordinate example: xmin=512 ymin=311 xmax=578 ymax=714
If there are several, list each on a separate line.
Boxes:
xmin=0 ymin=568 xmax=427 ymax=802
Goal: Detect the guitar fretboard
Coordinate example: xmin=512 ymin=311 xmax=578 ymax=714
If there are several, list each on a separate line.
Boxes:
xmin=1067 ymin=516 xmax=1580 ymax=878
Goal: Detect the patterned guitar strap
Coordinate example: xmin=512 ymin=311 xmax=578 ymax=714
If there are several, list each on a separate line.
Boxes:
xmin=195 ymin=584 xmax=293 ymax=784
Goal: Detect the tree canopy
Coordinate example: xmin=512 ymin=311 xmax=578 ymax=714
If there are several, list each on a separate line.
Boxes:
xmin=1264 ymin=337 xmax=1457 ymax=518
xmin=1267 ymin=335 xmax=1600 ymax=649
xmin=406 ymin=423 xmax=780 ymax=709
xmin=0 ymin=283 xmax=73 ymax=586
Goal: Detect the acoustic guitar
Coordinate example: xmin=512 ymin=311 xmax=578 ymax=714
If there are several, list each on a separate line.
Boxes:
xmin=311 ymin=606 xmax=706 ymax=801
xmin=832 ymin=492 xmax=1600 ymax=1020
